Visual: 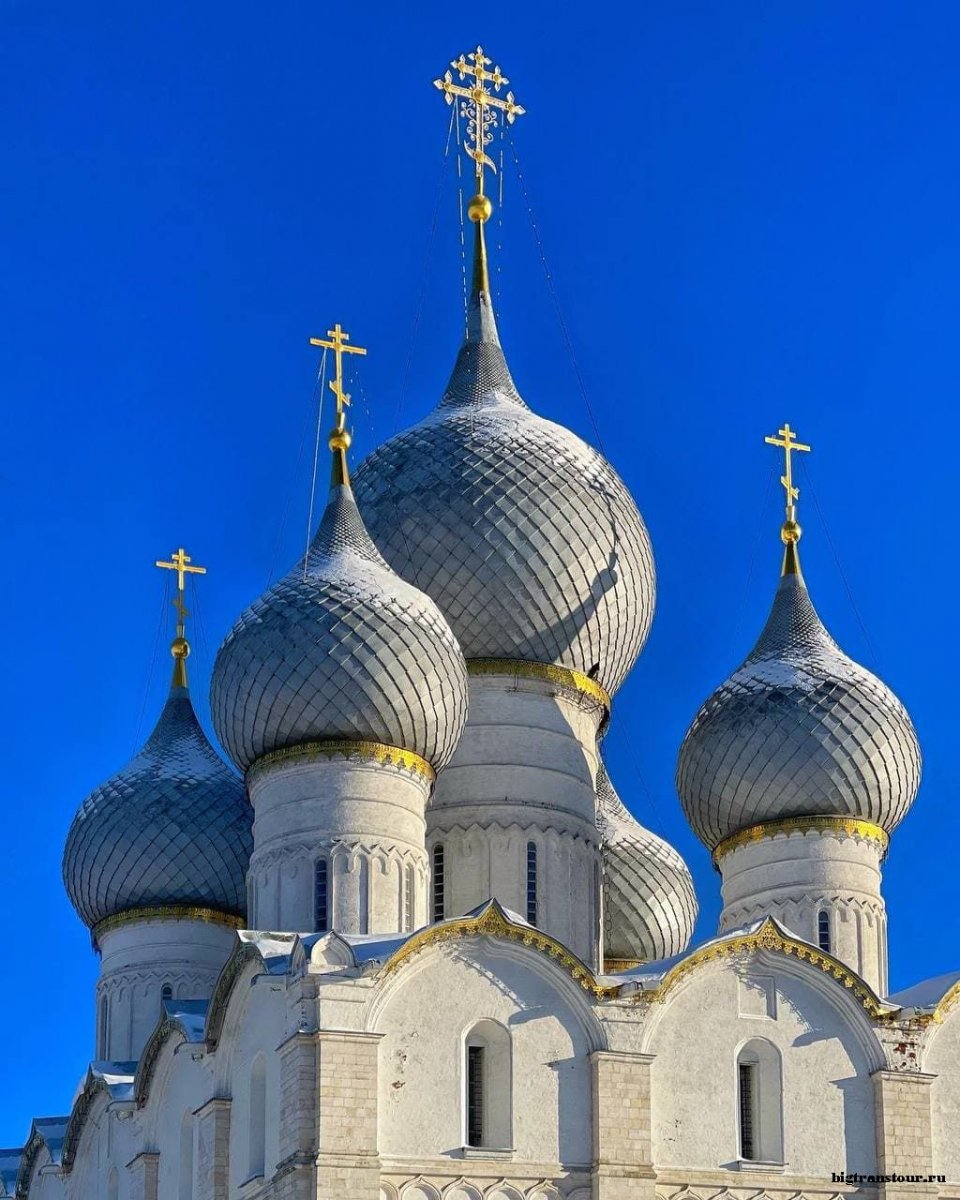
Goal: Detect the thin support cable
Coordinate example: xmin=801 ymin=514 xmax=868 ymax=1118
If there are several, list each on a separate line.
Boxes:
xmin=802 ymin=462 xmax=881 ymax=669
xmin=265 ymin=373 xmax=318 ymax=588
xmin=505 ymin=127 xmax=608 ymax=456
xmin=606 ymin=711 xmax=666 ymax=830
xmin=499 ymin=135 xmax=506 ymax=304
xmin=302 ymin=348 xmax=329 ymax=581
xmin=731 ymin=467 xmax=777 ymax=650
xmin=132 ymin=577 xmax=170 ymax=751
xmin=395 ymin=108 xmax=457 ymax=434
xmin=455 ymin=103 xmax=468 ymax=333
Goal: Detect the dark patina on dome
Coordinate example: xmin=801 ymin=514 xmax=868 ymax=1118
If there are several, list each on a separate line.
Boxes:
xmin=63 ymin=683 xmax=252 ymax=930
xmin=677 ymin=563 xmax=921 ymax=851
xmin=210 ymin=478 xmax=469 ymax=774
xmin=353 ymin=225 xmax=655 ymax=697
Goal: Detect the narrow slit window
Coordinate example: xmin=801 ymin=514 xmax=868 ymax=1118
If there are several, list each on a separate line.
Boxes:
xmin=738 ymin=1061 xmax=757 ymax=1160
xmin=432 ymin=843 xmax=445 ymax=923
xmin=315 ymin=858 xmax=329 ymax=931
xmin=526 ymin=841 xmax=538 ymax=926
xmin=98 ymin=995 xmax=109 ymax=1056
xmin=467 ymin=1045 xmax=485 ymax=1147
xmin=818 ymin=909 xmax=831 ymax=953
xmin=404 ymin=862 xmax=415 ymax=931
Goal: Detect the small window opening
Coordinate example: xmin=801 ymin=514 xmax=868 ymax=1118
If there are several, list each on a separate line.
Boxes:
xmin=818 ymin=909 xmax=832 ymax=953
xmin=526 ymin=841 xmax=538 ymax=926
xmin=401 ymin=861 xmax=414 ymax=931
xmin=467 ymin=1045 xmax=485 ymax=1147
xmin=738 ymin=1061 xmax=757 ymax=1160
xmin=248 ymin=1055 xmax=267 ymax=1179
xmin=98 ymin=994 xmax=109 ymax=1057
xmin=432 ymin=843 xmax=445 ymax=923
xmin=736 ymin=1039 xmax=783 ymax=1163
xmin=315 ymin=858 xmax=329 ymax=931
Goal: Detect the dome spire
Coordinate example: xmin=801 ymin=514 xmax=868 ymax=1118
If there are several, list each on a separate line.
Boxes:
xmin=434 ymin=45 xmax=525 ymax=343
xmin=764 ymin=421 xmax=811 ymax=576
xmin=154 ymin=546 xmax=207 ymax=688
xmin=309 ymin=322 xmax=368 ymax=487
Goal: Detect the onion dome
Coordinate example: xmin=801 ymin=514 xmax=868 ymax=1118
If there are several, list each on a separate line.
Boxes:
xmin=63 ymin=561 xmax=252 ymax=932
xmin=676 ymin=428 xmax=921 ymax=851
xmin=210 ymin=338 xmax=469 ymax=774
xmin=352 ymin=213 xmax=655 ymax=697
xmin=597 ymin=762 xmax=697 ymax=964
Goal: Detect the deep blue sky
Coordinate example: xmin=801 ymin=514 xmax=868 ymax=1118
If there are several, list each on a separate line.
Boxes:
xmin=2 ymin=0 xmax=957 ymax=1141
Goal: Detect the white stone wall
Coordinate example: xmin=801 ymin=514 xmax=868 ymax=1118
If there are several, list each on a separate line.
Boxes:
xmin=428 ymin=673 xmax=603 ymax=966
xmin=921 ymin=1007 xmax=960 ymax=1183
xmin=370 ymin=938 xmax=600 ymax=1188
xmin=643 ymin=955 xmax=882 ymax=1175
xmin=718 ymin=829 xmax=888 ymax=994
xmin=24 ymin=926 xmax=960 ymax=1200
xmin=96 ymin=917 xmax=238 ymax=1061
xmin=248 ymin=754 xmax=432 ymax=934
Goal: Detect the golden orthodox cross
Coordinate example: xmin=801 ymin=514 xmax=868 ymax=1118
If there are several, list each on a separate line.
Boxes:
xmin=434 ymin=46 xmax=525 ymax=199
xmin=155 ymin=547 xmax=207 ymax=629
xmin=764 ymin=423 xmax=811 ymax=517
xmin=309 ymin=323 xmax=367 ymax=431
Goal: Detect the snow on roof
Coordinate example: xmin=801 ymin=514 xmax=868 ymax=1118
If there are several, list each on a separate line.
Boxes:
xmin=0 ymin=1150 xmax=22 ymax=1195
xmin=595 ymin=917 xmax=832 ymax=991
xmin=890 ymin=970 xmax=960 ymax=1011
xmin=70 ymin=1061 xmax=137 ymax=1110
xmin=340 ymin=932 xmax=410 ymax=964
xmin=161 ymin=999 xmax=208 ymax=1044
xmin=237 ymin=930 xmax=299 ymax=973
xmin=29 ymin=1118 xmax=68 ymax=1162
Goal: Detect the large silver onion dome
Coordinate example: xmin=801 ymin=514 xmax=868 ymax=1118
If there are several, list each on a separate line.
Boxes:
xmin=352 ymin=225 xmax=655 ymax=696
xmin=211 ymin=457 xmax=469 ymax=773
xmin=63 ymin=670 xmax=252 ymax=931
xmin=597 ymin=762 xmax=697 ymax=964
xmin=677 ymin=547 xmax=921 ymax=851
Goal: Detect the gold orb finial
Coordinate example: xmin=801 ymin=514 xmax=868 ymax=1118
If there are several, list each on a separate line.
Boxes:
xmin=328 ymin=427 xmax=352 ymax=452
xmin=781 ymin=519 xmax=802 ymax=545
xmin=171 ymin=636 xmax=190 ymax=660
xmin=468 ymin=193 xmax=493 ymax=223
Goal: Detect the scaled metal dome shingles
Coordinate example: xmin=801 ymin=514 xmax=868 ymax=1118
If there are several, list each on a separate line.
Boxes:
xmin=676 ymin=569 xmax=921 ymax=850
xmin=597 ymin=763 xmax=697 ymax=963
xmin=352 ymin=288 xmax=655 ymax=697
xmin=210 ymin=482 xmax=469 ymax=773
xmin=63 ymin=687 xmax=252 ymax=929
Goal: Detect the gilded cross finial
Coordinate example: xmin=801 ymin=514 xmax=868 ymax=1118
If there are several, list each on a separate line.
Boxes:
xmin=309 ymin=323 xmax=368 ymax=486
xmin=434 ymin=45 xmax=525 ymax=222
xmin=155 ymin=547 xmax=206 ymax=686
xmin=764 ymin=423 xmax=811 ymax=574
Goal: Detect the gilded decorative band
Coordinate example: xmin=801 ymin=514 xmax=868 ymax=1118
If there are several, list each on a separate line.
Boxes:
xmin=467 ymin=658 xmax=611 ymax=711
xmin=249 ymin=739 xmax=436 ymax=783
xmin=712 ymin=815 xmax=889 ymax=867
xmin=92 ymin=905 xmax=244 ymax=949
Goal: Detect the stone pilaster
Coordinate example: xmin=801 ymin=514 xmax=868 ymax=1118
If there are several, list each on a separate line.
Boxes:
xmin=316 ymin=1030 xmax=383 ymax=1200
xmin=872 ymin=1070 xmax=939 ymax=1200
xmin=195 ymin=1098 xmax=231 ymax=1200
xmin=590 ymin=1050 xmax=656 ymax=1200
xmin=127 ymin=1151 xmax=159 ymax=1200
xmin=273 ymin=1032 xmax=319 ymax=1200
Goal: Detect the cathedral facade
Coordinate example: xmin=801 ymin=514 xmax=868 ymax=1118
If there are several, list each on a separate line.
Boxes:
xmin=4 ymin=48 xmax=959 ymax=1200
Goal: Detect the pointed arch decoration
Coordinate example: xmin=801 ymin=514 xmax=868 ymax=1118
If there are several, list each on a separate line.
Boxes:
xmin=639 ymin=917 xmax=894 ymax=1020
xmin=380 ymin=900 xmax=618 ymax=999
